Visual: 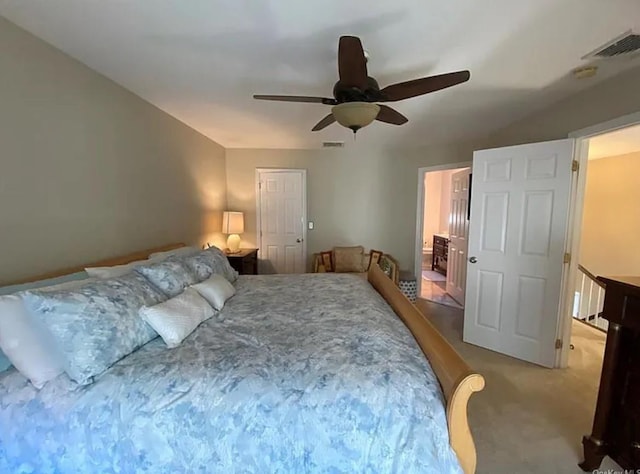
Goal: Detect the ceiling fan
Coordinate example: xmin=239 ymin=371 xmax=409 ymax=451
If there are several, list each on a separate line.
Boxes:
xmin=254 ymin=36 xmax=470 ymax=134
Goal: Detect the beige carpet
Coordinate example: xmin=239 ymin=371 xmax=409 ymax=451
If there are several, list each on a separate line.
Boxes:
xmin=415 ymin=299 xmax=620 ymax=474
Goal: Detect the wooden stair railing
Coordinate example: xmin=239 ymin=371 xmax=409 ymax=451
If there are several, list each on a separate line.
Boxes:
xmin=574 ymin=264 xmax=607 ymax=331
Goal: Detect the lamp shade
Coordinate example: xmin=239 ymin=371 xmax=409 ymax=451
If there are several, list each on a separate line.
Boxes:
xmin=331 ymin=102 xmax=380 ymax=131
xmin=222 ymin=211 xmax=244 ymax=234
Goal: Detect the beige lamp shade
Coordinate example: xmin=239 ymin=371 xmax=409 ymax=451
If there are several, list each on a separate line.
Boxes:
xmin=222 ymin=211 xmax=244 ymax=234
xmin=331 ymin=102 xmax=380 ymax=131
xmin=222 ymin=211 xmax=244 ymax=253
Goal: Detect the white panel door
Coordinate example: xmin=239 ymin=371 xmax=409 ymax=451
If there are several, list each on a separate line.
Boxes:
xmin=258 ymin=170 xmax=306 ymax=274
xmin=446 ymin=168 xmax=471 ymax=305
xmin=463 ymin=139 xmax=574 ymax=367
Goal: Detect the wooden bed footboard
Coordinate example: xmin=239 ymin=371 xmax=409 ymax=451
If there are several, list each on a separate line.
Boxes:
xmin=368 ymin=264 xmax=485 ymax=474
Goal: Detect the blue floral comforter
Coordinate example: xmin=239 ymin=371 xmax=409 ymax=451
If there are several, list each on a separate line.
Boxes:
xmin=0 ymin=274 xmax=461 ymax=473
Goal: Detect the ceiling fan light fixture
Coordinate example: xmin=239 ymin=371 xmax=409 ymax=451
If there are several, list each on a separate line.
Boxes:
xmin=331 ymin=102 xmax=380 ymax=132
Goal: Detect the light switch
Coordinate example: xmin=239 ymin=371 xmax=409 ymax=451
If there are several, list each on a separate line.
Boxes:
xmin=308 ymin=221 xmax=314 ymax=230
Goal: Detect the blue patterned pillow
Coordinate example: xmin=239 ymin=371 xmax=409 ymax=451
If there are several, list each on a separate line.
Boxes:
xmin=201 ymin=246 xmax=239 ymax=283
xmin=177 ymin=252 xmax=215 ymax=282
xmin=22 ymin=273 xmax=165 ymax=385
xmin=134 ymin=260 xmax=198 ymax=298
xmin=0 ymin=271 xmax=92 ymax=374
xmin=177 ymin=249 xmax=238 ymax=283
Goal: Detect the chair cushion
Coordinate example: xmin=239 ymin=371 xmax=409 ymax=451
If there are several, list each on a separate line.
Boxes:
xmin=333 ymin=246 xmax=365 ymax=273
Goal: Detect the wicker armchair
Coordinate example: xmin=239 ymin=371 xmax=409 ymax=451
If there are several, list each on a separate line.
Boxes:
xmin=312 ymin=246 xmax=399 ymax=284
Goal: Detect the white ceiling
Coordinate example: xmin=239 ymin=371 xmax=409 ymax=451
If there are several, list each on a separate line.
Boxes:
xmin=589 ymin=124 xmax=640 ymax=159
xmin=1 ymin=0 xmax=640 ymax=149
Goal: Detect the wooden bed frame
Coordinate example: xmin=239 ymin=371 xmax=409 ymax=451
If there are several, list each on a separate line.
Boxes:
xmin=7 ymin=243 xmax=484 ymax=473
xmin=368 ymin=263 xmax=485 ymax=474
xmin=6 ymin=243 xmax=185 ymax=286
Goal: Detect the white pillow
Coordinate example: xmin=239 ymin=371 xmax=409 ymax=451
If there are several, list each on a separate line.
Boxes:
xmin=139 ymin=288 xmax=214 ymax=348
xmin=85 ymin=259 xmax=149 ymax=279
xmin=0 ymin=277 xmax=96 ymax=388
xmin=148 ymin=246 xmax=200 ymax=262
xmin=191 ymin=274 xmax=236 ymax=310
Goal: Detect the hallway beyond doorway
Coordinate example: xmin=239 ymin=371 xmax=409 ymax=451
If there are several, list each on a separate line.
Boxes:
xmin=421 ymin=268 xmax=462 ymax=308
xmin=416 ymin=164 xmax=469 ymax=310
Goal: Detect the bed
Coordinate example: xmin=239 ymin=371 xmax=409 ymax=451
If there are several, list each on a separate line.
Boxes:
xmin=0 ymin=244 xmax=484 ymax=473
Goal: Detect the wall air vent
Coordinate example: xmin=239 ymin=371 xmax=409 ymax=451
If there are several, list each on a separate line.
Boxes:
xmin=322 ymin=141 xmax=344 ymax=148
xmin=583 ymin=30 xmax=640 ymax=59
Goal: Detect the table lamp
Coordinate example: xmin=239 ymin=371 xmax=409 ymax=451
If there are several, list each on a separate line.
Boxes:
xmin=222 ymin=211 xmax=244 ymax=254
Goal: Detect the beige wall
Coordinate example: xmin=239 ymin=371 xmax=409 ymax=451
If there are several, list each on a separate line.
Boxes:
xmin=580 ymin=152 xmax=640 ymax=277
xmin=226 ymin=142 xmax=478 ymax=271
xmin=0 ymin=17 xmax=227 ymax=284
xmin=488 ymin=66 xmax=640 ymax=147
xmin=423 ymin=172 xmax=442 ymax=247
xmin=5 ymin=13 xmax=640 ymax=282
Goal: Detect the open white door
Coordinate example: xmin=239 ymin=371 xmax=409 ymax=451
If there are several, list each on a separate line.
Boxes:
xmin=446 ymin=168 xmax=471 ymax=305
xmin=463 ymin=139 xmax=574 ymax=367
xmin=257 ymin=169 xmax=307 ymax=274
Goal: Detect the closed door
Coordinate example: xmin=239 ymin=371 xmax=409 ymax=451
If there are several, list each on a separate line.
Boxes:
xmin=258 ymin=169 xmax=306 ymax=274
xmin=463 ymin=139 xmax=574 ymax=367
xmin=446 ymin=168 xmax=471 ymax=305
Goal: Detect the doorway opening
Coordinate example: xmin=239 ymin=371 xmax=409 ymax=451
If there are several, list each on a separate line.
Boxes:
xmin=562 ymin=120 xmax=640 ymax=368
xmin=555 ymin=111 xmax=640 ymax=368
xmin=415 ymin=163 xmax=471 ymax=309
xmin=440 ymin=111 xmax=640 ymax=369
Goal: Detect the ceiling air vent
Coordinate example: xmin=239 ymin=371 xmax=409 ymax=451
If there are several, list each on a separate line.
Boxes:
xmin=583 ymin=30 xmax=640 ymax=59
xmin=322 ymin=141 xmax=344 ymax=148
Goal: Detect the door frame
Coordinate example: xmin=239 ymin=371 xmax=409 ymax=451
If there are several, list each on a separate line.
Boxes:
xmin=255 ymin=168 xmax=308 ymax=271
xmin=414 ymin=161 xmax=472 ymax=297
xmin=557 ymin=110 xmax=640 ymax=367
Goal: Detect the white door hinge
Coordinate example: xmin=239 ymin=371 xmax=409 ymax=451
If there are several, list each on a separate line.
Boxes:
xmin=563 ymin=252 xmax=571 ymax=264
xmin=571 ymin=160 xmax=579 ymax=172
xmin=555 ymin=338 xmax=563 ymax=349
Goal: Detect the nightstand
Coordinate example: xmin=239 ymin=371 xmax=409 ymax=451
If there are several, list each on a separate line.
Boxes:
xmin=224 ymin=248 xmax=258 ymax=275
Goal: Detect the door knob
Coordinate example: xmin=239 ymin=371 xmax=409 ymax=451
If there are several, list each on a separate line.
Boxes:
xmin=469 ymin=256 xmax=477 ymax=263
xmin=296 ymin=238 xmax=303 ymax=243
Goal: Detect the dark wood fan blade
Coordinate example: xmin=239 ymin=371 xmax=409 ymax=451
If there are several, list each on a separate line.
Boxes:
xmin=254 ymin=94 xmax=336 ymax=105
xmin=338 ymin=36 xmax=368 ymax=90
xmin=379 ymin=70 xmax=470 ymax=102
xmin=311 ymin=113 xmax=336 ymax=131
xmin=376 ymin=105 xmax=408 ymax=125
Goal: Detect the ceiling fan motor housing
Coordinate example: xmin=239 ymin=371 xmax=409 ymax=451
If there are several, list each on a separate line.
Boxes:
xmin=333 ymin=76 xmax=382 ymax=103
